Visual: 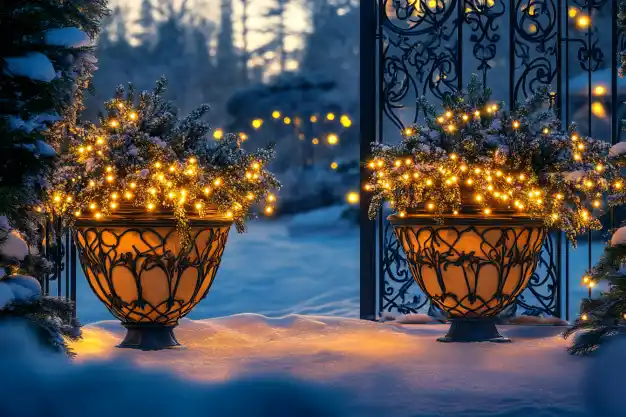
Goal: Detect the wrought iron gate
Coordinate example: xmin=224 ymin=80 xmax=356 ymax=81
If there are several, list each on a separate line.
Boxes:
xmin=41 ymin=215 xmax=77 ymax=314
xmin=360 ymin=0 xmax=626 ymax=320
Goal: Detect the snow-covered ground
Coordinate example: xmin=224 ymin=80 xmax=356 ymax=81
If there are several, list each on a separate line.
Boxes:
xmin=49 ymin=315 xmax=624 ymax=416
xmin=6 ymin=206 xmax=623 ymax=416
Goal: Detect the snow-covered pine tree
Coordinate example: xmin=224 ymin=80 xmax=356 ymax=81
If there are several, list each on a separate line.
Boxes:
xmin=0 ymin=0 xmax=108 ymax=357
xmin=565 ymin=143 xmax=626 ymax=354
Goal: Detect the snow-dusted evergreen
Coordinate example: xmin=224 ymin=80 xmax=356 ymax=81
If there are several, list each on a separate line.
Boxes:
xmin=0 ymin=0 xmax=108 ymax=356
xmin=50 ymin=77 xmax=280 ymax=245
xmin=367 ymin=75 xmax=623 ymax=244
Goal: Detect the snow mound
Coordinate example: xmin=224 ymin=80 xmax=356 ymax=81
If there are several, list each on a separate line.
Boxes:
xmin=611 ymin=226 xmax=626 ymax=245
xmin=0 ymin=230 xmax=29 ymax=261
xmin=395 ymin=313 xmax=443 ymax=324
xmin=211 ymin=313 xmax=328 ymax=330
xmin=3 ymin=52 xmax=56 ymax=82
xmin=0 ymin=318 xmax=345 ymax=417
xmin=609 ymin=141 xmax=626 ymax=157
xmin=64 ymin=315 xmax=618 ymax=416
xmin=0 ymin=275 xmax=41 ymax=309
xmin=43 ymin=27 xmax=90 ymax=48
xmin=381 ymin=313 xmax=442 ymax=324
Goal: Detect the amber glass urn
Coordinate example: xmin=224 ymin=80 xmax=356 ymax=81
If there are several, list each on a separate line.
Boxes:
xmin=73 ymin=203 xmax=231 ymax=350
xmin=389 ymin=203 xmax=546 ymax=342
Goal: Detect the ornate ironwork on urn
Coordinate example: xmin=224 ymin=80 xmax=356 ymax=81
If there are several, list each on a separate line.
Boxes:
xmin=73 ymin=204 xmax=231 ymax=350
xmin=389 ymin=203 xmax=547 ymax=342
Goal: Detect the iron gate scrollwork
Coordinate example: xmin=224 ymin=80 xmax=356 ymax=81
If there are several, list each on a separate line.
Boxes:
xmin=41 ymin=214 xmax=77 ymax=315
xmin=361 ymin=0 xmax=625 ymax=320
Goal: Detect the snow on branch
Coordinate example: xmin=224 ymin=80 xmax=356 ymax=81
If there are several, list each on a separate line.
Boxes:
xmin=43 ymin=28 xmax=91 ymax=48
xmin=3 ymin=52 xmax=56 ymax=82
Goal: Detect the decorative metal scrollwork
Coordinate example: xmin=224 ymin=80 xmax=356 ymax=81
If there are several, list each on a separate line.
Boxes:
xmin=516 ymin=232 xmax=559 ymax=316
xmin=378 ymin=0 xmax=570 ymax=319
xmin=465 ymin=0 xmax=506 ymax=85
xmin=381 ymin=0 xmax=462 ymax=129
xmin=381 ymin=220 xmax=429 ymax=314
xmin=511 ymin=0 xmax=558 ymax=101
xmin=73 ymin=223 xmax=230 ymax=325
xmin=392 ymin=222 xmax=547 ymax=318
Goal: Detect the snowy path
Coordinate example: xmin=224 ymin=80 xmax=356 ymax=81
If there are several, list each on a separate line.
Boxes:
xmin=70 ymin=315 xmax=603 ymax=417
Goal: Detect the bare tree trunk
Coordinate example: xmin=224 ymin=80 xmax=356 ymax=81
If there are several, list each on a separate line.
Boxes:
xmin=241 ymin=0 xmax=249 ymax=84
xmin=278 ymin=0 xmax=286 ymax=72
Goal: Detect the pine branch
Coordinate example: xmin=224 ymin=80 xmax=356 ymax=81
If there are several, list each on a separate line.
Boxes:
xmin=0 ymin=296 xmax=81 ymax=358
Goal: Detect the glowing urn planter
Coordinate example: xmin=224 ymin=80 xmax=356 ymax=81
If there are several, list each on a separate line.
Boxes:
xmin=389 ymin=204 xmax=547 ymax=343
xmin=73 ymin=204 xmax=231 ymax=350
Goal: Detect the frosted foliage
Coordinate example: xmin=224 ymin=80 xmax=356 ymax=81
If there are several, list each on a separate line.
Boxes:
xmin=35 ymin=140 xmax=57 ymax=157
xmin=43 ymin=28 xmax=90 ymax=48
xmin=8 ymin=114 xmax=61 ymax=134
xmin=611 ymin=226 xmax=626 ymax=245
xmin=3 ymin=52 xmax=56 ymax=82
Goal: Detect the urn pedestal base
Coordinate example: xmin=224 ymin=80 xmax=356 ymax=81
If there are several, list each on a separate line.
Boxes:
xmin=118 ymin=324 xmax=182 ymax=350
xmin=437 ymin=319 xmax=511 ymax=343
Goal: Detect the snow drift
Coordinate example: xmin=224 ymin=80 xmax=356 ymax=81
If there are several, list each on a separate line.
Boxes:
xmin=0 ymin=319 xmax=345 ymax=417
xmin=2 ymin=314 xmax=625 ymax=416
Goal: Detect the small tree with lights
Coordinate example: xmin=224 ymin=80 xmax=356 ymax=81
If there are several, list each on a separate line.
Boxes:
xmin=559 ymin=0 xmax=626 ymax=354
xmin=563 ymin=222 xmax=626 ymax=354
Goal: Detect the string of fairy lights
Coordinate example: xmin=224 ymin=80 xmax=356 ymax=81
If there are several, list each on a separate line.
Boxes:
xmin=45 ymin=90 xmax=281 ymax=245
xmin=365 ymin=102 xmax=621 ymax=232
xmin=213 ymin=110 xmax=353 ymax=144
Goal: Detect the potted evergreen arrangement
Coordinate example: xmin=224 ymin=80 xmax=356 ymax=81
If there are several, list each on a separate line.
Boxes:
xmin=367 ymin=75 xmax=623 ymax=343
xmin=49 ymin=78 xmax=280 ymax=350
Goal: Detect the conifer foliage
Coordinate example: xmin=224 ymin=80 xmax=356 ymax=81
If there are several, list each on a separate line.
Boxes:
xmin=0 ymin=0 xmax=108 ymax=356
xmin=564 ymin=0 xmax=626 ymax=354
